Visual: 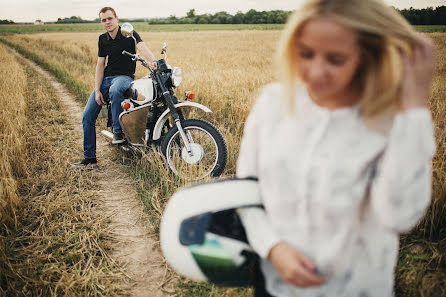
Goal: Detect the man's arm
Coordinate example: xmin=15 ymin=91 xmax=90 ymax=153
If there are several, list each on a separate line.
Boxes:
xmin=95 ymin=57 xmax=106 ymax=105
xmin=136 ymin=41 xmax=157 ymax=66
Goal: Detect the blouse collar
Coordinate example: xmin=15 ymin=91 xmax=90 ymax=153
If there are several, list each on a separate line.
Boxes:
xmin=297 ymin=85 xmax=360 ymax=118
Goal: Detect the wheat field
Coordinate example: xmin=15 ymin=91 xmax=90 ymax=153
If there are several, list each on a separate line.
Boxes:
xmin=0 ymin=30 xmax=445 ymax=296
xmin=1 ymin=31 xmax=278 ymax=173
xmin=0 ymin=42 xmax=130 ymax=296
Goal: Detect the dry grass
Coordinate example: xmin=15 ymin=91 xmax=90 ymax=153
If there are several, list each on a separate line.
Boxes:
xmin=0 ymin=43 xmax=27 ymax=228
xmin=394 ymin=32 xmax=446 ymax=297
xmin=0 ymin=43 xmax=129 ymax=296
xmin=0 ymin=31 xmax=444 ymax=296
xmin=423 ymin=33 xmax=446 ymax=239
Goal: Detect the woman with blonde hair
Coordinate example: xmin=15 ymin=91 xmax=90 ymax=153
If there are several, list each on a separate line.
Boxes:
xmin=236 ymin=0 xmax=437 ymax=296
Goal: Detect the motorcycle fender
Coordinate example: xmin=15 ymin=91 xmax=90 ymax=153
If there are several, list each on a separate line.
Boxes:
xmin=152 ymin=102 xmax=212 ymax=140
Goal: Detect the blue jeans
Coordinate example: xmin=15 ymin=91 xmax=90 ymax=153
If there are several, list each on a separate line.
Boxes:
xmin=82 ymin=75 xmax=133 ymax=158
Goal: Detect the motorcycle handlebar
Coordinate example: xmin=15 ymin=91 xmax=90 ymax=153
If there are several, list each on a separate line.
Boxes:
xmin=122 ymin=50 xmax=143 ymax=62
xmin=122 ymin=50 xmax=154 ymax=70
xmin=122 ymin=50 xmax=135 ymax=58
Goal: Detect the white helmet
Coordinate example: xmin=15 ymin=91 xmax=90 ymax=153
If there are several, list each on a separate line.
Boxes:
xmin=160 ymin=178 xmax=261 ymax=287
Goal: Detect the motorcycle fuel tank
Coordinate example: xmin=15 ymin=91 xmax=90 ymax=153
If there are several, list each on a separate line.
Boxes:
xmin=131 ymin=76 xmax=156 ymax=103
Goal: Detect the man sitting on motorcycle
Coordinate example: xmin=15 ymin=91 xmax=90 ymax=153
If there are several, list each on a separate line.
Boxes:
xmin=74 ymin=6 xmax=157 ymax=167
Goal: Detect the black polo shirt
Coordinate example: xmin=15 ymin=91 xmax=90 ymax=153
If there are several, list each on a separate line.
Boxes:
xmin=98 ymin=26 xmax=142 ymax=79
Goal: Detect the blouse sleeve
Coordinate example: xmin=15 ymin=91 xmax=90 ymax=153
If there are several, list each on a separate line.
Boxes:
xmin=369 ymin=108 xmax=436 ymax=232
xmin=236 ymin=86 xmax=281 ymax=259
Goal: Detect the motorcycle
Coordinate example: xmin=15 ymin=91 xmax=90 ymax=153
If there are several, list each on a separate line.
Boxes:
xmin=101 ymin=23 xmax=227 ymax=179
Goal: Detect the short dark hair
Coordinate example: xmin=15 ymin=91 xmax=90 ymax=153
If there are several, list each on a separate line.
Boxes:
xmin=99 ymin=7 xmax=117 ymax=18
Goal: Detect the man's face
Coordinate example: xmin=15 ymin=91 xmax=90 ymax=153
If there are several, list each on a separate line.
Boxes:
xmin=99 ymin=10 xmax=118 ymax=32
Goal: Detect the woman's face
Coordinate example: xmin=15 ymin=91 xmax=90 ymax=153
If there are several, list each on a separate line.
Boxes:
xmin=296 ymin=18 xmax=362 ymax=103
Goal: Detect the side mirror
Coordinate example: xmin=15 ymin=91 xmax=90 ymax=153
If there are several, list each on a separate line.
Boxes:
xmin=161 ymin=42 xmax=167 ymax=54
xmin=121 ymin=23 xmax=134 ymax=38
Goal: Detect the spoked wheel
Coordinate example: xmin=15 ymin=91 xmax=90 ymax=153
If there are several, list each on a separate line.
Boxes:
xmin=161 ymin=119 xmax=227 ymax=179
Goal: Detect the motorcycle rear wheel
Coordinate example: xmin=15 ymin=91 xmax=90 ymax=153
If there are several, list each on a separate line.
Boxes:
xmin=161 ymin=119 xmax=227 ymax=179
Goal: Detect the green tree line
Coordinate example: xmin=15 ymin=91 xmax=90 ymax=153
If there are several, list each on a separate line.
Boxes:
xmin=55 ymin=16 xmax=148 ymax=24
xmin=0 ymin=20 xmax=15 ymax=24
xmin=2 ymin=6 xmax=443 ymax=25
xmin=148 ymin=9 xmax=291 ymax=24
xmin=148 ymin=7 xmax=446 ymax=25
xmin=56 ymin=16 xmax=96 ymax=24
xmin=399 ymin=6 xmax=446 ymax=25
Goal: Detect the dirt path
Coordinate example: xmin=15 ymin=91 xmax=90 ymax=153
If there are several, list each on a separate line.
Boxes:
xmin=16 ymin=52 xmax=173 ymax=297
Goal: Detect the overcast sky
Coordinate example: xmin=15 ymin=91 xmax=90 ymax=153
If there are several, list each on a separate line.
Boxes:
xmin=1 ymin=0 xmax=445 ymax=23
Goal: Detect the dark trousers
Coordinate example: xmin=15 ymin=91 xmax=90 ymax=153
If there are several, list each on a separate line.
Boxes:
xmin=253 ymin=264 xmax=275 ymax=297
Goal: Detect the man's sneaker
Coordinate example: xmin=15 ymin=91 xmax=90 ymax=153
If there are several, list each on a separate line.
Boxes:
xmin=112 ymin=132 xmax=126 ymax=144
xmin=73 ymin=157 xmax=97 ymax=168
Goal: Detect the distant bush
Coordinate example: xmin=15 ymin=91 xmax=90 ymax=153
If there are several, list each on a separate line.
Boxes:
xmin=56 ymin=16 xmax=95 ymax=24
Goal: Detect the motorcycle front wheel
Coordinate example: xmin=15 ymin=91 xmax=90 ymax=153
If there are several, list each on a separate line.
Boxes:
xmin=161 ymin=119 xmax=227 ymax=179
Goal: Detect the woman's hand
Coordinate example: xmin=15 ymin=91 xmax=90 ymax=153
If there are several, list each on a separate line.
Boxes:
xmin=268 ymin=242 xmax=324 ymax=287
xmin=400 ymin=34 xmax=437 ymax=110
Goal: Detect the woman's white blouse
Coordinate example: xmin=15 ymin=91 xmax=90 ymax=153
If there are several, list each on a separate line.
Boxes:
xmin=236 ymin=83 xmax=436 ymax=297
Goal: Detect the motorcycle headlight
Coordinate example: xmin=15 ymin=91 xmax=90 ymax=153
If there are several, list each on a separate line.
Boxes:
xmin=171 ymin=67 xmax=182 ymax=87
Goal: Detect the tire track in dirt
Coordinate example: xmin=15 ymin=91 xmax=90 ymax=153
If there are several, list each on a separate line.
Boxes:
xmin=15 ymin=51 xmax=173 ymax=297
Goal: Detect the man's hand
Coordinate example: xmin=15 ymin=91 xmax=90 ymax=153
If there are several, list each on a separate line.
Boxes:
xmin=268 ymin=242 xmax=324 ymax=287
xmin=400 ymin=34 xmax=436 ymax=111
xmin=95 ymin=90 xmax=105 ymax=106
